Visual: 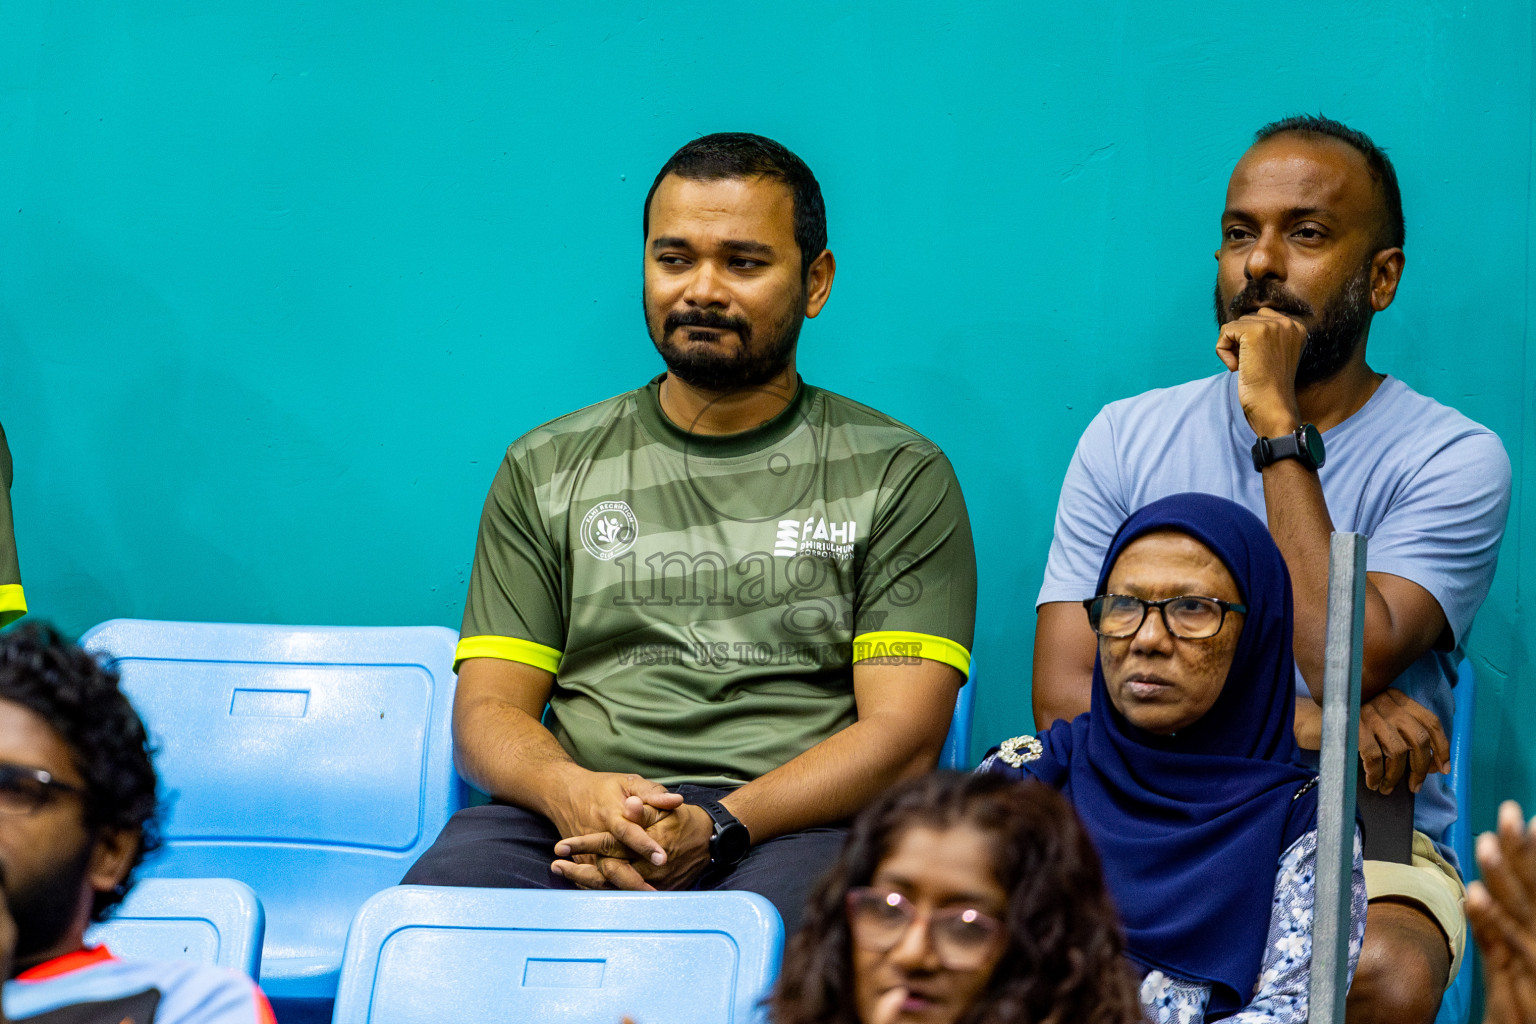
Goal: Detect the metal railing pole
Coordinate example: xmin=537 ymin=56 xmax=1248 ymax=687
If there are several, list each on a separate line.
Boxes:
xmin=1308 ymin=532 xmax=1368 ymax=1024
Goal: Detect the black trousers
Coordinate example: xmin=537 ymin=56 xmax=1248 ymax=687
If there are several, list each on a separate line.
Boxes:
xmin=400 ymin=784 xmax=847 ymax=935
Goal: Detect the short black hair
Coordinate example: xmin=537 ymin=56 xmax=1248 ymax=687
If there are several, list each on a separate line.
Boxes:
xmin=0 ymin=623 xmax=161 ymax=921
xmin=643 ymin=132 xmax=828 ymax=279
xmin=1253 ymin=114 xmax=1404 ymax=250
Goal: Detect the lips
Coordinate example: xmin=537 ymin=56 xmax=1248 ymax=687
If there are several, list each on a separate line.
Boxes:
xmin=877 ymin=983 xmax=945 ymax=1019
xmin=1124 ymin=675 xmax=1175 ymax=700
xmin=902 ymin=992 xmax=936 ymax=1013
xmin=1240 ymin=302 xmax=1304 ymax=318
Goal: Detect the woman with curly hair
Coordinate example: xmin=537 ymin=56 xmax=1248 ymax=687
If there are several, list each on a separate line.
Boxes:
xmin=768 ymin=771 xmax=1141 ymax=1024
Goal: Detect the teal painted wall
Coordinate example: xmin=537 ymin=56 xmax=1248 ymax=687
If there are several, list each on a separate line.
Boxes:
xmin=2 ymin=1 xmax=1532 ymax=846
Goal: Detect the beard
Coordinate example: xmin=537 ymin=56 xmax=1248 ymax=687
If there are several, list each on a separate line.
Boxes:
xmin=1215 ymin=261 xmax=1373 ymax=389
xmin=8 ymin=841 xmax=93 ymax=961
xmin=647 ymin=293 xmax=804 ymax=391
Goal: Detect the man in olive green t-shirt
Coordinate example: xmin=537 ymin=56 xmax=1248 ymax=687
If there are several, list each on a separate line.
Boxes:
xmin=403 ymin=134 xmax=977 ymax=930
xmin=0 ymin=423 xmax=26 ymax=627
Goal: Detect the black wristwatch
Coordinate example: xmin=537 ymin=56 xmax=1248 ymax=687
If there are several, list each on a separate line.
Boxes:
xmin=700 ymin=800 xmax=751 ymax=869
xmin=1251 ymin=423 xmax=1326 ymax=472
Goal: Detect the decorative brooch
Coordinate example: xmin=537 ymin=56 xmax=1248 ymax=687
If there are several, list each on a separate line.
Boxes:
xmin=997 ymin=734 xmax=1044 ymax=768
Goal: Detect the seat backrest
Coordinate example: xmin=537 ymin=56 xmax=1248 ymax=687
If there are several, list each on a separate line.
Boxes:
xmin=81 ymin=620 xmax=466 ymax=999
xmin=332 ymin=887 xmax=784 ymax=1024
xmin=939 ymin=667 xmax=975 ymax=770
xmin=86 ymin=878 xmax=265 ymax=978
xmin=1443 ymin=657 xmax=1476 ymax=874
xmin=1433 ymin=659 xmax=1476 ymax=1024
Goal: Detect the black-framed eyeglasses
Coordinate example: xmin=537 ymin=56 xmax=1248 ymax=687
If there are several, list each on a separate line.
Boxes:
xmin=1083 ymin=594 xmax=1247 ymax=640
xmin=0 ymin=763 xmax=87 ymax=816
xmin=845 ymin=887 xmax=1004 ymax=970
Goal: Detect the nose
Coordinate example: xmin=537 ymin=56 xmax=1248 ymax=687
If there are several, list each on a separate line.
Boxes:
xmin=681 ymin=258 xmax=731 ymax=310
xmin=886 ymin=910 xmax=942 ymax=972
xmin=1243 ymin=227 xmax=1286 ymax=284
xmin=1129 ymin=603 xmax=1176 ymax=654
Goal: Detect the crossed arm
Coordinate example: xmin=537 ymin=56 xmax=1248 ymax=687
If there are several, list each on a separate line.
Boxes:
xmin=1250 ymin=457 xmax=1451 ymax=796
xmin=453 ymin=654 xmax=961 ymax=889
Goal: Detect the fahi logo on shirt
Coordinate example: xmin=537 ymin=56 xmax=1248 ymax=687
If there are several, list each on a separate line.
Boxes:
xmin=581 ymin=500 xmax=639 ymax=560
xmin=774 ymin=517 xmax=857 ymax=561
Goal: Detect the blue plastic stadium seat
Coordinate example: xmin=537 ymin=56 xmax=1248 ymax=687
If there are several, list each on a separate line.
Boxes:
xmin=939 ymin=666 xmax=976 ymax=770
xmin=81 ymin=620 xmax=467 ymax=1016
xmin=332 ymin=887 xmax=784 ymax=1024
xmin=1434 ymin=657 xmax=1476 ymax=1024
xmin=86 ymin=878 xmax=265 ymax=978
xmin=1443 ymin=658 xmax=1476 ymax=882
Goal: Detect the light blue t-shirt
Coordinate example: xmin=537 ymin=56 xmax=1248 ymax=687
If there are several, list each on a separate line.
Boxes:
xmin=1040 ymin=371 xmax=1512 ymax=861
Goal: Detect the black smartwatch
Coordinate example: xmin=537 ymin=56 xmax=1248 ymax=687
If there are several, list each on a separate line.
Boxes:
xmin=700 ymin=800 xmax=751 ymax=869
xmin=1251 ymin=423 xmax=1325 ymax=473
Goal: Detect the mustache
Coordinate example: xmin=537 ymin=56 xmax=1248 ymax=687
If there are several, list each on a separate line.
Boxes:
xmin=1226 ymin=279 xmax=1313 ymax=320
xmin=664 ymin=309 xmax=752 ymax=341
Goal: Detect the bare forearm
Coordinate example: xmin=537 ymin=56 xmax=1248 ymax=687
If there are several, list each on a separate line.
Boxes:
xmin=1293 ymin=696 xmax=1322 ymax=750
xmin=721 ymin=712 xmax=944 ymax=843
xmin=1261 ymin=461 xmax=1414 ymax=701
xmin=720 ymin=659 xmax=961 ymax=842
xmin=1031 ymin=611 xmax=1093 ymax=728
xmin=1261 ymin=460 xmax=1336 ymax=694
xmin=453 ymin=695 xmax=582 ymax=818
xmin=1031 ymin=602 xmax=1098 ymax=729
xmin=1032 ymin=688 xmax=1090 ymax=731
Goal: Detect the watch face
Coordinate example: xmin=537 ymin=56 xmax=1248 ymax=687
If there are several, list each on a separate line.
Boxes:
xmin=713 ymin=821 xmax=750 ymax=866
xmin=1302 ymin=424 xmax=1326 ymax=467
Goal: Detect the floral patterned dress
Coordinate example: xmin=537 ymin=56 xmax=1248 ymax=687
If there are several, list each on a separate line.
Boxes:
xmin=1137 ymin=828 xmax=1367 ymax=1023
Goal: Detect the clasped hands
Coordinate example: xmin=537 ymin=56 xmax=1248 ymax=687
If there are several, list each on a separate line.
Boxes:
xmin=546 ymin=771 xmax=714 ymax=891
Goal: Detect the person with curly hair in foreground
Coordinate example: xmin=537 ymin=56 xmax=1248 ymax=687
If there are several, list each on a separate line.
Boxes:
xmin=0 ymin=622 xmax=275 ymax=1024
xmin=768 ymin=771 xmax=1141 ymax=1024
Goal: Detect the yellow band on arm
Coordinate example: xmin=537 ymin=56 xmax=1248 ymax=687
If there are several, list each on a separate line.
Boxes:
xmin=852 ymin=630 xmax=971 ymax=678
xmin=454 ymin=635 xmax=563 ymax=674
xmin=0 ymin=584 xmax=25 ymax=628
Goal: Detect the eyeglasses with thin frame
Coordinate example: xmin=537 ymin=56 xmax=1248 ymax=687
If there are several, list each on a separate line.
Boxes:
xmin=1083 ymin=593 xmax=1247 ymax=640
xmin=845 ymin=887 xmax=1004 ymax=970
xmin=0 ymin=763 xmax=86 ymax=816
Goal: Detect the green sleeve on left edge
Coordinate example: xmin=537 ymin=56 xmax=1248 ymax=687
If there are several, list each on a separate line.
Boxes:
xmin=0 ymin=424 xmax=23 ymax=627
xmin=0 ymin=586 xmax=25 ymax=628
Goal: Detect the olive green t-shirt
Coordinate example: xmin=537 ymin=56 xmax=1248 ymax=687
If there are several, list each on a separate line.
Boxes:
xmin=0 ymin=423 xmax=25 ymax=627
xmin=458 ymin=377 xmax=977 ymax=787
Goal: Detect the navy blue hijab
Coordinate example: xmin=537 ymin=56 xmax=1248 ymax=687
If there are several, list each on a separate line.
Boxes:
xmin=991 ymin=493 xmax=1318 ymax=1018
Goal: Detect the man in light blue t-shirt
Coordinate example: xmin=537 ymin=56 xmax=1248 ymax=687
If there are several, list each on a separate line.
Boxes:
xmin=1032 ymin=116 xmax=1510 ymax=1024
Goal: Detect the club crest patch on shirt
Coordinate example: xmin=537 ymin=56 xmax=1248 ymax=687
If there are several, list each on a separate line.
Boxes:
xmin=580 ymin=500 xmax=639 ymax=560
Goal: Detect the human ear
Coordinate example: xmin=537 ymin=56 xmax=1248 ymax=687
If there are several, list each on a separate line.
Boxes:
xmin=1369 ymin=248 xmax=1405 ymax=312
xmin=804 ymin=249 xmax=837 ymax=319
xmin=86 ymin=829 xmax=140 ymax=896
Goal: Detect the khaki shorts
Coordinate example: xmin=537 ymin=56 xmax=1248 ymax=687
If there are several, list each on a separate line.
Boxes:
xmin=1364 ymin=830 xmax=1467 ymax=980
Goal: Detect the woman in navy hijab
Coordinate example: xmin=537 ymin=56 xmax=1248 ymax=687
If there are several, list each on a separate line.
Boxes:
xmin=983 ymin=493 xmax=1365 ymax=1022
